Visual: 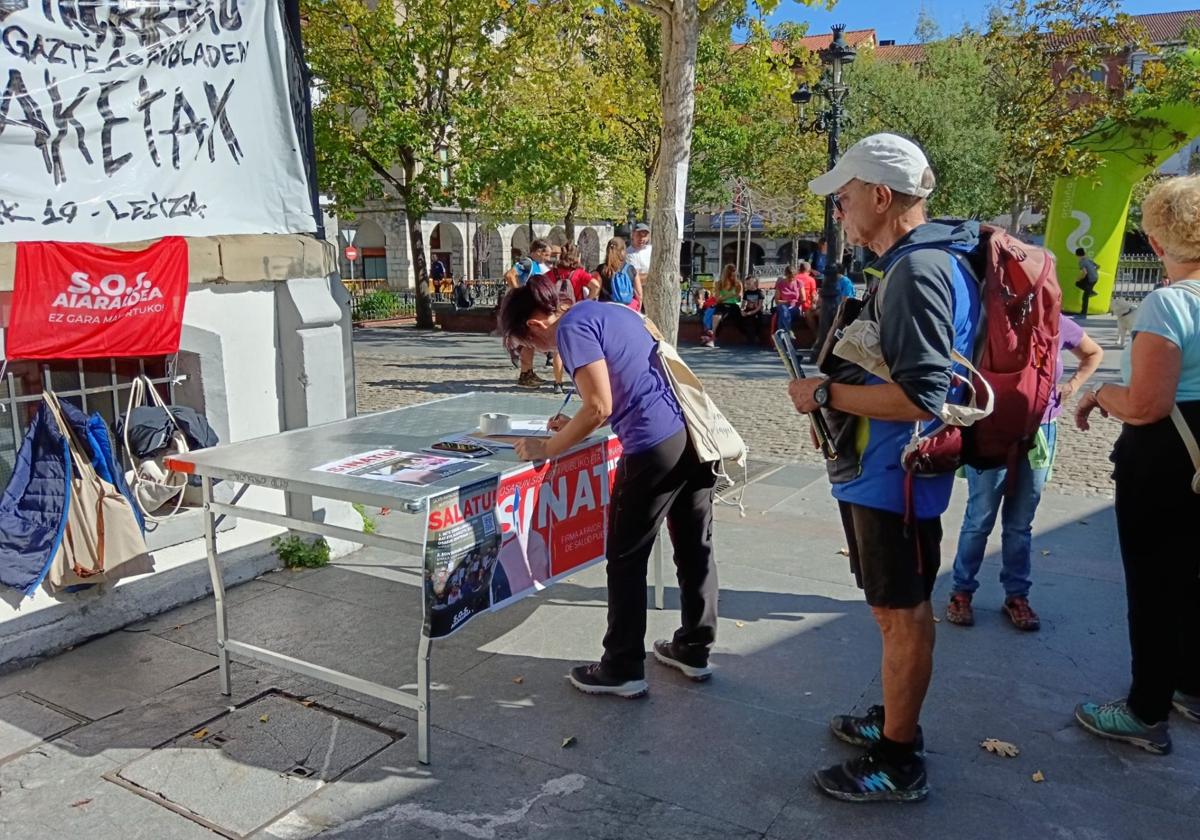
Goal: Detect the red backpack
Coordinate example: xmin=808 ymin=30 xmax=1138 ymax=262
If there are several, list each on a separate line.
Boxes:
xmin=962 ymin=226 xmax=1062 ymax=471
xmin=902 ymin=226 xmax=1062 ymax=494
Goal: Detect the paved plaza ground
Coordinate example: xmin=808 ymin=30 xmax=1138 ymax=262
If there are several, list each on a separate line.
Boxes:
xmin=3 ymin=314 xmax=1196 ymax=840
xmin=354 ymin=315 xmax=1127 ymax=497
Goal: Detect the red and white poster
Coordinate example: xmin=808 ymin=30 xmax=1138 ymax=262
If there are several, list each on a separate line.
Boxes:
xmin=491 ymin=438 xmax=623 ymax=608
xmin=421 ymin=437 xmax=623 ymax=638
xmin=6 ymin=237 xmax=189 ymax=360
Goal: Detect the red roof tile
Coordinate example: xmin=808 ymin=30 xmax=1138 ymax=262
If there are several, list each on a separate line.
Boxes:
xmin=874 ymin=43 xmax=927 ymax=62
xmin=1132 ymin=10 xmax=1200 ymax=44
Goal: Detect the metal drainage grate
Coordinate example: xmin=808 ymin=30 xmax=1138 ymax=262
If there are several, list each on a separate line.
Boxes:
xmin=106 ymin=691 xmax=402 ymax=839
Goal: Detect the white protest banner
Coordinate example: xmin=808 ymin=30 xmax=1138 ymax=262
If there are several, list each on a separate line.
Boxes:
xmin=0 ymin=0 xmax=315 ymax=243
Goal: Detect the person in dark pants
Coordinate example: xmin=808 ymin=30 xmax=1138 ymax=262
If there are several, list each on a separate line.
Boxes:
xmin=498 ymin=277 xmax=718 ymax=697
xmin=1074 ymin=175 xmax=1200 ymax=755
xmin=1075 ymin=247 xmax=1099 ymax=316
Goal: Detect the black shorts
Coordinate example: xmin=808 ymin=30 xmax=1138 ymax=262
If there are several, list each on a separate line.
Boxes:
xmin=838 ymin=502 xmax=942 ymax=609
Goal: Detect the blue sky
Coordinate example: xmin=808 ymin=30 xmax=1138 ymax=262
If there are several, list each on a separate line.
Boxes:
xmin=764 ymin=0 xmax=1200 ymax=44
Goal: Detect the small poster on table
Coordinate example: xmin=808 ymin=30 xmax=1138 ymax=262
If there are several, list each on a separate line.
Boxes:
xmin=313 ymin=449 xmax=477 ymax=486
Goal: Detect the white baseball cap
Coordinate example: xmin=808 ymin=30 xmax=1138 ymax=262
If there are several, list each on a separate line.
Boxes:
xmin=808 ymin=133 xmax=934 ymax=198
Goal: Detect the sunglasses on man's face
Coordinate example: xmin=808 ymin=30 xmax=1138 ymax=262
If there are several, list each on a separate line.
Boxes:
xmin=831 ymin=193 xmax=846 ymax=213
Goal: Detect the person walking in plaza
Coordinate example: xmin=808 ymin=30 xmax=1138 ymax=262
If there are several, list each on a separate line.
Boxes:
xmin=497 ymin=277 xmax=718 ymax=698
xmin=544 ymin=243 xmax=593 ymax=394
xmin=1073 ymin=175 xmax=1200 ymax=755
xmin=594 ymin=237 xmax=642 ymax=311
xmin=788 ymin=134 xmax=981 ymax=803
xmin=1075 ymin=247 xmax=1100 ymax=316
xmin=946 ymin=316 xmax=1103 ymax=630
xmin=505 ymin=239 xmax=553 ymax=388
xmin=627 ymin=222 xmax=653 ymax=293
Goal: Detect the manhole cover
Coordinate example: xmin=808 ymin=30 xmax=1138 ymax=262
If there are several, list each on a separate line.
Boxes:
xmin=108 ymin=692 xmax=401 ymax=838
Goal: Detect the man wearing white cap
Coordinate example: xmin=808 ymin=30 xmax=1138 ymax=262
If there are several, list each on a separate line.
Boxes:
xmin=788 ymin=134 xmax=983 ymax=803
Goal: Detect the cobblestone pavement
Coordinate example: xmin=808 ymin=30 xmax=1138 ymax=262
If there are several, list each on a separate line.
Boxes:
xmin=354 ymin=314 xmax=1125 ymax=497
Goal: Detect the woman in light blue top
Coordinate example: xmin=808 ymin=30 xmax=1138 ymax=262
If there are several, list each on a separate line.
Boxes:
xmin=1074 ymin=175 xmax=1200 ymax=755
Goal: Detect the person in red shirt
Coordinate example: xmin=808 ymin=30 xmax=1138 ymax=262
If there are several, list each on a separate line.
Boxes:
xmin=774 ymin=265 xmax=805 ymax=336
xmin=798 ymin=259 xmax=821 ymax=337
xmin=544 ymin=243 xmax=593 ymax=393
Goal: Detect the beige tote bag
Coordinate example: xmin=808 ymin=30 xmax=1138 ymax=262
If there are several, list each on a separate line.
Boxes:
xmin=43 ymin=392 xmax=148 ymax=592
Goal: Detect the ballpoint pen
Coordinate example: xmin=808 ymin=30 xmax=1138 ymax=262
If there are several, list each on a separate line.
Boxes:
xmin=547 ymin=388 xmax=575 ymax=431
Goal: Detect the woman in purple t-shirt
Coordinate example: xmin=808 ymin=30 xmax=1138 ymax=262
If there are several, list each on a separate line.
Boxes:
xmin=945 ymin=315 xmax=1104 ymax=631
xmin=497 ymin=277 xmax=719 ymax=699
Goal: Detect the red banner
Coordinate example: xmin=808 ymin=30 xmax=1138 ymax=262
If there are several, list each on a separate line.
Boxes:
xmin=6 ymin=238 xmax=188 ymax=360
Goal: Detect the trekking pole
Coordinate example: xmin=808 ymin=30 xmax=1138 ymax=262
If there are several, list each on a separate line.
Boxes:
xmin=774 ymin=329 xmax=838 ymax=461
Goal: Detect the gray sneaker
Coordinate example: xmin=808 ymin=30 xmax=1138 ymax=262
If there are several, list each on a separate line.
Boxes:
xmin=1173 ymin=691 xmax=1200 ymax=724
xmin=1075 ymin=699 xmax=1171 ymax=755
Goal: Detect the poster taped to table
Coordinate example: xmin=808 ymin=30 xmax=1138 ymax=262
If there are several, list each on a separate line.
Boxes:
xmin=313 ymin=449 xmax=478 ymax=486
xmin=421 ymin=437 xmax=623 ymax=638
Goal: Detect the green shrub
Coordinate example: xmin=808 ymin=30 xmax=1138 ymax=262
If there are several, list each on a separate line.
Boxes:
xmin=273 ymin=535 xmax=331 ymax=569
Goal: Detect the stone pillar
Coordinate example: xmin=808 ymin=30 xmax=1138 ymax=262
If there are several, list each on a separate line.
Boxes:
xmin=275 ymin=275 xmax=361 ymax=554
xmin=383 ymin=212 xmax=414 ymax=290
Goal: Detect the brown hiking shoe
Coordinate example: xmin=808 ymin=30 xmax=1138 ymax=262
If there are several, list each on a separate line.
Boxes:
xmin=1003 ymin=596 xmax=1040 ymax=632
xmin=946 ymin=592 xmax=975 ymax=626
xmin=517 ymin=370 xmax=547 ymax=389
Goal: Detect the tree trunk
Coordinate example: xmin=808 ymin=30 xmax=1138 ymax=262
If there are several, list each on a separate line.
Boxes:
xmin=645 ymin=3 xmax=700 ymax=342
xmin=641 ymin=168 xmax=653 ymax=225
xmin=564 ymin=188 xmax=578 ymax=243
xmin=407 ymin=211 xmax=434 ymax=328
xmin=1008 ymin=196 xmax=1025 ymax=236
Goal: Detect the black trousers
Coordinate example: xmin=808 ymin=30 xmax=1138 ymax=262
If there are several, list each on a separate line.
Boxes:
xmin=601 ymin=428 xmax=718 ymax=679
xmin=1111 ymin=406 xmax=1200 ymax=723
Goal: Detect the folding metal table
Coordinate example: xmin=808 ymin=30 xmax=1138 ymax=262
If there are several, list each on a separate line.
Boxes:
xmin=169 ymin=393 xmax=666 ymax=764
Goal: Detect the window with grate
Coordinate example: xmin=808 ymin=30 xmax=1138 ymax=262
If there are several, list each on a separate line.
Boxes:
xmin=0 ymin=357 xmax=174 ymax=490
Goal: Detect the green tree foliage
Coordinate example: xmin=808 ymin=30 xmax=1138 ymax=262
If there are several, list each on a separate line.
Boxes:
xmin=302 ymin=0 xmax=538 ymax=326
xmin=845 ymin=35 xmax=1007 ymax=220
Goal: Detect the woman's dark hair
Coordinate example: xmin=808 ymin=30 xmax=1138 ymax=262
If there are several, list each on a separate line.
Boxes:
xmin=530 ymin=238 xmax=550 ymax=256
xmin=497 ymin=275 xmax=560 ymax=352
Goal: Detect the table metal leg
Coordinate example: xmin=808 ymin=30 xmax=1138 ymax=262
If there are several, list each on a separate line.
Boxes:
xmin=417 ymin=630 xmax=432 ymax=765
xmin=202 ymin=476 xmax=231 ymax=695
xmin=653 ymin=525 xmax=665 ymax=610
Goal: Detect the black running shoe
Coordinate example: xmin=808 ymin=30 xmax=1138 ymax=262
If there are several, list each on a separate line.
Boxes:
xmin=814 ymin=748 xmax=929 ymax=803
xmin=652 ymin=639 xmax=712 ymax=681
xmin=830 ymin=705 xmax=925 ymax=754
xmin=567 ymin=663 xmax=648 ymax=698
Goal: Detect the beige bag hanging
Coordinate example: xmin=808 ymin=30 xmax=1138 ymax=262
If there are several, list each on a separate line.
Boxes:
xmin=638 ymin=314 xmax=747 ymax=469
xmin=123 ymin=375 xmax=190 ymax=520
xmin=43 ymin=392 xmax=148 ymax=592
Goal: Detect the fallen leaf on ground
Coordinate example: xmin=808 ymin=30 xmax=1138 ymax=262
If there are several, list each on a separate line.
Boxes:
xmin=980 ymin=738 xmax=1020 ymax=757
xmin=933 ymin=617 xmax=941 ymax=623
xmin=192 ymin=728 xmax=208 ymax=740
xmin=512 ymin=676 xmax=524 ymax=685
xmin=260 ymin=715 xmax=269 ymax=723
xmin=1080 ymin=520 xmax=1089 ymax=525
xmin=561 ymin=736 xmax=576 ymax=749
xmin=300 ymin=700 xmax=315 ymax=707
xmin=735 ymin=621 xmax=745 ymax=628
xmin=1032 ymin=770 xmax=1046 ymax=782
xmin=837 ymin=547 xmax=850 ymax=556
xmin=1041 ymin=550 xmax=1051 ymax=556
xmin=379 ymin=507 xmax=392 ymax=516
xmin=70 ymin=799 xmax=92 ymax=808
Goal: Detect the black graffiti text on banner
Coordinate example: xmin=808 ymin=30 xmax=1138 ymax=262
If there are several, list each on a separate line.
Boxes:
xmin=0 ymin=0 xmax=314 ymax=242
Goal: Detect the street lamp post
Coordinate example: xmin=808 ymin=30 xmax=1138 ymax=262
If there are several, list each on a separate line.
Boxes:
xmin=793 ymin=24 xmax=856 ymax=354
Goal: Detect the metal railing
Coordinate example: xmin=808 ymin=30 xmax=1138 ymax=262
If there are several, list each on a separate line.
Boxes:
xmin=0 ymin=357 xmax=174 ymax=489
xmin=1112 ymin=254 xmax=1164 ymax=302
xmin=344 ymin=279 xmax=509 ymax=321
